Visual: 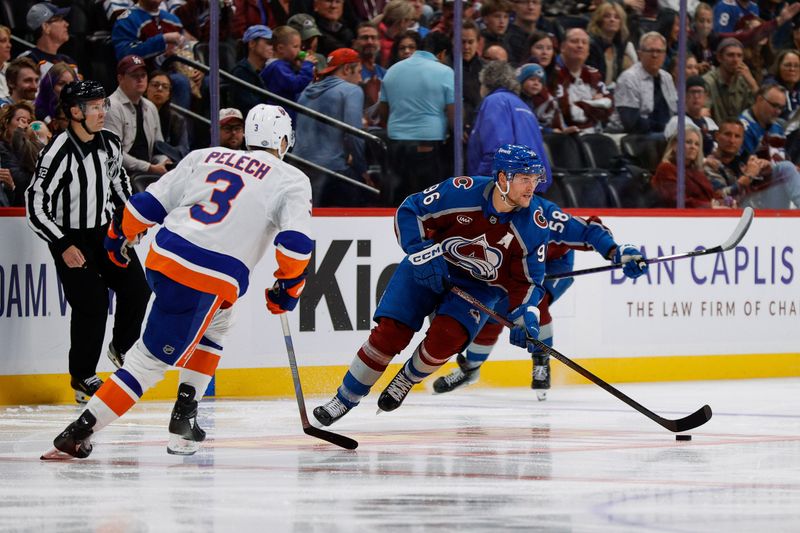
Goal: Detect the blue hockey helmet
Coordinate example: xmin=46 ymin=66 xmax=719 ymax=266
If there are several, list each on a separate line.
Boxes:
xmin=492 ymin=144 xmax=546 ymax=182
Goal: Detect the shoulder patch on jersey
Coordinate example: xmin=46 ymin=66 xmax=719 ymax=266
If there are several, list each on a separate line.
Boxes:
xmin=533 ymin=208 xmax=548 ymax=229
xmin=452 ymin=176 xmax=474 ymax=189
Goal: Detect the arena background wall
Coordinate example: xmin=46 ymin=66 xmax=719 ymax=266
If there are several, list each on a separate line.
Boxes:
xmin=1 ymin=208 xmax=798 ymax=405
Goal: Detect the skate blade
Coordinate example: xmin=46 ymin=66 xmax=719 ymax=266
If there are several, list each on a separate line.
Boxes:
xmin=167 ymin=434 xmax=201 ymax=455
xmin=40 ymin=447 xmax=77 ymax=461
xmin=536 ymin=390 xmax=548 ymax=401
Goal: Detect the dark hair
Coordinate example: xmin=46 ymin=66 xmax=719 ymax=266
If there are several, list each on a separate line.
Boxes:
xmin=422 ymin=31 xmax=452 ymax=56
xmin=525 ymin=30 xmax=559 ymax=91
xmin=717 ymin=117 xmax=744 ymax=130
xmin=0 ymin=101 xmax=35 ymax=137
xmin=480 ymin=0 xmax=513 ymax=17
xmin=389 ymin=30 xmax=422 ymax=65
xmin=356 ymin=21 xmax=379 ymax=34
xmin=770 ymin=49 xmax=800 ymax=84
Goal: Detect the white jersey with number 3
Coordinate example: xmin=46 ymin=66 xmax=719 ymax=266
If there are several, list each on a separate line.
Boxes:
xmin=123 ymin=147 xmax=312 ymax=303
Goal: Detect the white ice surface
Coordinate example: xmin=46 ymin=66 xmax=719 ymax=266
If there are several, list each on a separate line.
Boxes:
xmin=0 ymin=378 xmax=798 ymax=532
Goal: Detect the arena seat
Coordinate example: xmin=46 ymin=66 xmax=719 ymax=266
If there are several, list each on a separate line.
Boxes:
xmin=132 ymin=174 xmax=160 ymax=194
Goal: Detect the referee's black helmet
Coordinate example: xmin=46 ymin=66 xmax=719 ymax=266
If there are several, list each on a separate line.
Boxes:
xmin=60 ymin=80 xmax=106 ymax=116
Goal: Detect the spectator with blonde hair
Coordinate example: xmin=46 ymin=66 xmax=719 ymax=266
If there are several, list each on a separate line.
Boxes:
xmin=0 ymin=26 xmax=11 ymax=100
xmin=653 ymin=127 xmax=729 ymax=208
xmin=587 ymin=2 xmax=637 ymax=86
xmin=376 ymin=0 xmax=416 ymax=67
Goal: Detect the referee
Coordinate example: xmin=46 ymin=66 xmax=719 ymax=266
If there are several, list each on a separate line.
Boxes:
xmin=26 ymin=80 xmax=151 ymax=403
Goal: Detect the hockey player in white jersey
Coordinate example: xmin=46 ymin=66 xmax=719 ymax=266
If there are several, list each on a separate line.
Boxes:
xmin=42 ymin=104 xmax=313 ymax=459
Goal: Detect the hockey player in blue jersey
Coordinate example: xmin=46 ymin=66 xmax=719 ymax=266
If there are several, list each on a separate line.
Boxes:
xmin=313 ymin=145 xmax=555 ymax=426
xmin=433 ymin=214 xmax=649 ymax=399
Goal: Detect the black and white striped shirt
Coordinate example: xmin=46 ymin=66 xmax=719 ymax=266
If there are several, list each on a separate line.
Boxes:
xmin=26 ymin=127 xmax=132 ymax=251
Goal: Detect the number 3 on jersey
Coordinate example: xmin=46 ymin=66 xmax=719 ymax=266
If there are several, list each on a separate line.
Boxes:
xmin=190 ymin=169 xmax=244 ymax=224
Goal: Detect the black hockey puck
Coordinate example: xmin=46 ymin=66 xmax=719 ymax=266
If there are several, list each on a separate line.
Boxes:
xmin=676 ymin=434 xmax=692 ymax=441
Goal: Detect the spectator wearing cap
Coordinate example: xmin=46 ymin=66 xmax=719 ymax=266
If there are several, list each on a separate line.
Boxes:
xmin=19 ymin=2 xmax=79 ymax=78
xmin=313 ymin=0 xmax=356 ymax=57
xmin=295 ymin=48 xmax=367 ymax=207
xmin=664 ymin=76 xmax=718 ymax=155
xmin=111 ymin=0 xmax=194 ymax=108
xmin=260 ymin=26 xmax=318 ymax=123
xmin=379 ymin=32 xmax=455 ymax=204
xmin=231 ymin=25 xmax=274 ymax=115
xmin=218 ymin=108 xmax=245 ymax=150
xmin=467 ymin=60 xmax=552 ymax=182
xmin=517 ymin=62 xmax=570 ymax=134
xmin=288 ymin=14 xmax=328 ymax=69
xmin=0 ymin=57 xmax=40 ymax=107
xmin=614 ymin=31 xmax=678 ymax=135
xmin=702 ymin=38 xmax=757 ymax=123
xmin=105 ymin=55 xmax=169 ymax=177
xmin=145 ymin=70 xmax=189 ymax=159
xmin=0 ymin=26 xmax=12 ymax=101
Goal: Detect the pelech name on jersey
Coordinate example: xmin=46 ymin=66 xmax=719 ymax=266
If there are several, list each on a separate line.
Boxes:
xmin=204 ymin=151 xmax=271 ymax=180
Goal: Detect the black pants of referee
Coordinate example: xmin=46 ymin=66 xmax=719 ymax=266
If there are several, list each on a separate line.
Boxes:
xmin=49 ymin=227 xmax=151 ymax=381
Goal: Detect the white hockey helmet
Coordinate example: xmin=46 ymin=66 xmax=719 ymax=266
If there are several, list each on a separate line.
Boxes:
xmin=244 ymin=104 xmax=295 ymax=159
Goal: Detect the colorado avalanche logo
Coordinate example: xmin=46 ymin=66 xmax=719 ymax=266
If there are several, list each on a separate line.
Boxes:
xmin=441 ymin=234 xmax=503 ymax=281
xmin=533 ymin=208 xmax=547 ymax=229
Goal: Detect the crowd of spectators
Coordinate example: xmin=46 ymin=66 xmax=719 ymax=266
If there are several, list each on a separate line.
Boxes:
xmin=2 ymin=0 xmax=800 ymax=209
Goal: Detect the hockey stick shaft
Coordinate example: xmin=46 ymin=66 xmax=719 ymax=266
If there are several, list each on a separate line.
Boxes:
xmin=546 ymin=207 xmax=754 ymax=280
xmin=279 ymin=314 xmax=359 ymax=449
xmin=450 ymin=286 xmax=712 ymax=433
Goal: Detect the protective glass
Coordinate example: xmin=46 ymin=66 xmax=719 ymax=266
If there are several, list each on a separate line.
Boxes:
xmin=80 ymin=98 xmax=111 ymax=115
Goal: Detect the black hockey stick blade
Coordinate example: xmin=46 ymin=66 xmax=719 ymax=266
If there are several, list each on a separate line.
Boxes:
xmin=450 ymin=286 xmax=713 ymax=433
xmin=303 ymin=426 xmax=359 ymax=449
xmin=279 ymin=314 xmax=359 ymax=450
xmin=547 ymin=207 xmax=755 ymax=280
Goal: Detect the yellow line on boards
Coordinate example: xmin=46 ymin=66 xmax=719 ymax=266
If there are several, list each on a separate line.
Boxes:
xmin=0 ymin=353 xmax=797 ymax=406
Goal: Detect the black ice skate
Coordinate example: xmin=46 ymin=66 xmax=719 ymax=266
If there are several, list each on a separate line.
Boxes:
xmin=377 ymin=366 xmax=416 ymax=412
xmin=432 ymin=354 xmax=481 ymax=394
xmin=107 ymin=342 xmax=124 ymax=369
xmin=41 ymin=410 xmax=96 ymax=460
xmin=167 ymin=384 xmax=206 ymax=455
xmin=71 ymin=374 xmax=104 ymax=404
xmin=532 ymin=354 xmax=550 ymax=401
xmin=312 ymin=396 xmax=352 ymax=427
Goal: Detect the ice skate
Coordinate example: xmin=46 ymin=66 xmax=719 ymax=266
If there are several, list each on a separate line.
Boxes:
xmin=432 ymin=354 xmax=480 ymax=394
xmin=312 ymin=396 xmax=352 ymax=427
xmin=377 ymin=366 xmax=416 ymax=413
xmin=532 ymin=354 xmax=550 ymax=402
xmin=167 ymin=384 xmax=206 ymax=455
xmin=107 ymin=342 xmax=124 ymax=369
xmin=41 ymin=411 xmax=96 ymax=460
xmin=71 ymin=375 xmax=104 ymax=404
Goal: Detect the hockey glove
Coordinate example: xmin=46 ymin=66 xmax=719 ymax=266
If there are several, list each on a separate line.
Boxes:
xmin=407 ymin=240 xmax=450 ymax=293
xmin=508 ymin=304 xmax=540 ymax=352
xmin=104 ymin=210 xmax=132 ymax=268
xmin=613 ymin=244 xmax=648 ymax=279
xmin=266 ymin=272 xmax=307 ymax=314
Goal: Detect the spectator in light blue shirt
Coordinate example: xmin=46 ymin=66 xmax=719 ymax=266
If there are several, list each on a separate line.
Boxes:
xmin=378 ymin=32 xmax=455 ymax=204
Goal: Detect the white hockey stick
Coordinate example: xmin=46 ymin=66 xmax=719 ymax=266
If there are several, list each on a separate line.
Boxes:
xmin=546 ymin=207 xmax=754 ymax=280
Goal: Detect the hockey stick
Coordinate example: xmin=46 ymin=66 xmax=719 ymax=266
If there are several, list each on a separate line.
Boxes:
xmin=450 ymin=286 xmax=712 ymax=433
xmin=546 ymin=207 xmax=754 ymax=280
xmin=279 ymin=314 xmax=359 ymax=450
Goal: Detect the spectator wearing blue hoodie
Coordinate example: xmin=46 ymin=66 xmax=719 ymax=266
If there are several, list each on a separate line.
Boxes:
xmin=260 ymin=26 xmax=317 ymax=124
xmin=467 ymin=60 xmax=552 ymax=189
xmin=294 ymin=48 xmax=367 ymax=207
